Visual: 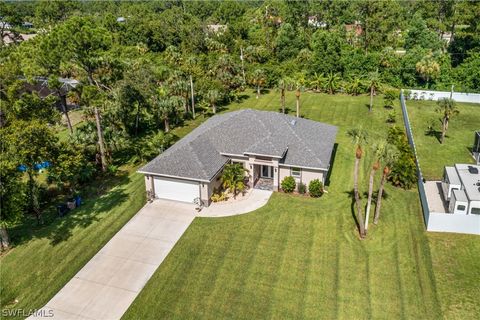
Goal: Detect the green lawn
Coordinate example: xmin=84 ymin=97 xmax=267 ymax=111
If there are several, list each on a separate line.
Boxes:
xmin=406 ymin=99 xmax=479 ymax=180
xmin=123 ymin=91 xmax=447 ymax=319
xmin=0 ymin=168 xmax=145 ymax=316
xmin=2 ymin=91 xmax=478 ymax=319
xmin=0 ymin=112 xmax=210 ymax=318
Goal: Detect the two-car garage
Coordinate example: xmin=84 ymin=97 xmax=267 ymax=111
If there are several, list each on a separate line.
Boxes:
xmin=153 ymin=176 xmax=200 ymax=203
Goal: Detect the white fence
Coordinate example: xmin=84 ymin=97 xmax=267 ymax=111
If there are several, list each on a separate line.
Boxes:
xmin=406 ymin=89 xmax=480 ymax=104
xmin=427 ymin=212 xmax=480 ymax=235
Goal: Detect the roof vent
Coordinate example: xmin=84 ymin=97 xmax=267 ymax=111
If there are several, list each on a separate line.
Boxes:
xmin=290 ymin=119 xmax=296 ymax=126
xmin=468 ymin=166 xmax=479 ymax=174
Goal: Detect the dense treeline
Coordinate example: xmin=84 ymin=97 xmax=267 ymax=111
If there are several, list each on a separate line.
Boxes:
xmin=0 ymin=0 xmax=479 ymax=248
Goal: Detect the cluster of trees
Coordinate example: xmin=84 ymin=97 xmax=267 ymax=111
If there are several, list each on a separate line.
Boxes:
xmin=1 ymin=1 xmax=479 ymax=247
xmin=347 ymin=126 xmax=416 ymax=239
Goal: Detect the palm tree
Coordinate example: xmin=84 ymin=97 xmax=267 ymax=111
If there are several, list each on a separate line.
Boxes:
xmin=172 ymin=78 xmax=189 ymax=115
xmin=373 ymin=145 xmax=399 ymax=224
xmin=365 ymin=141 xmax=386 ymax=231
xmin=277 ymin=78 xmax=287 ymax=113
xmin=206 ymin=89 xmax=220 ymax=114
xmin=221 ymin=163 xmax=247 ymax=199
xmin=416 ymin=55 xmax=440 ymax=88
xmin=347 ymin=128 xmax=368 ymax=239
xmin=324 ymin=72 xmax=340 ymax=94
xmin=48 ymin=77 xmax=73 ymax=134
xmin=436 ymin=98 xmax=459 ymax=144
xmin=153 ymin=87 xmax=181 ymax=133
xmin=347 ymin=77 xmax=363 ymax=96
xmin=294 ymin=81 xmax=303 ymax=118
xmin=367 ymin=71 xmax=380 ymax=112
xmin=383 ymin=89 xmax=397 ymax=108
xmin=252 ymin=69 xmax=266 ymax=99
xmin=309 ymin=72 xmax=324 ymax=92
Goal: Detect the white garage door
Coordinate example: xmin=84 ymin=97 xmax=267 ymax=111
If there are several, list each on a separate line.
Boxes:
xmin=153 ymin=176 xmax=200 ymax=203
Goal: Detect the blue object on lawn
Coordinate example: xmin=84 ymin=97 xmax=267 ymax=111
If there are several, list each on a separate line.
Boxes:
xmin=74 ymin=195 xmax=82 ymax=207
xmin=18 ymin=161 xmax=52 ymax=172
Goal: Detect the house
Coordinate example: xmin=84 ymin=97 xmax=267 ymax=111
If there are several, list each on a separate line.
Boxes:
xmin=206 ymin=24 xmax=227 ymax=34
xmin=21 ymin=77 xmax=80 ymax=111
xmin=22 ymin=22 xmax=34 ymax=28
xmin=473 ymin=131 xmax=480 ymax=165
xmin=307 ymin=16 xmax=326 ymax=28
xmin=442 ymin=164 xmax=480 ymax=215
xmin=139 ymin=109 xmax=338 ymax=205
xmin=2 ymin=31 xmax=37 ymax=45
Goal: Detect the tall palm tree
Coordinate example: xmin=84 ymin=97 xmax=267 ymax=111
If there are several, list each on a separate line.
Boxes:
xmin=277 ymin=78 xmax=287 ymax=113
xmin=153 ymin=87 xmax=181 ymax=133
xmin=365 ymin=141 xmax=386 ymax=231
xmin=324 ymin=72 xmax=340 ymax=94
xmin=172 ymin=78 xmax=189 ymax=115
xmin=436 ymin=98 xmax=459 ymax=144
xmin=48 ymin=77 xmax=73 ymax=134
xmin=367 ymin=71 xmax=380 ymax=112
xmin=294 ymin=81 xmax=303 ymax=118
xmin=252 ymin=69 xmax=266 ymax=99
xmin=373 ymin=145 xmax=399 ymax=224
xmin=206 ymin=89 xmax=220 ymax=114
xmin=347 ymin=128 xmax=368 ymax=239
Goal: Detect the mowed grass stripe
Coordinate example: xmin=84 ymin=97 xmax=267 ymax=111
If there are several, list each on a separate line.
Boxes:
xmin=268 ymin=209 xmax=314 ymax=319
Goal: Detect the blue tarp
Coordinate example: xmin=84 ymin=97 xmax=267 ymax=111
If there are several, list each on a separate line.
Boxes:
xmin=17 ymin=161 xmax=51 ymax=172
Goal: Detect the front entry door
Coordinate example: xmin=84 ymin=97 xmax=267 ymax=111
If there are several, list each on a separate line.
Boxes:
xmin=261 ymin=165 xmax=273 ymax=179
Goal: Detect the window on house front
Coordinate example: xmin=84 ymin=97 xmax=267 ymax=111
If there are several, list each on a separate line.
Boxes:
xmin=471 ymin=207 xmax=480 ymax=215
xmin=456 ymin=205 xmax=466 ymax=211
xmin=291 ymin=167 xmax=301 ymax=178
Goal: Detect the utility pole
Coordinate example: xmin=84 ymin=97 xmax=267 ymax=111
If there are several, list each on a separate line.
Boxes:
xmin=240 ymin=46 xmax=246 ymax=85
xmin=190 ymin=74 xmax=195 ymax=119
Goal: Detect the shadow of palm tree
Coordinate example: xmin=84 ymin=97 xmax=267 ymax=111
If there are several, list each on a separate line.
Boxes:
xmin=345 ymin=189 xmax=360 ymax=230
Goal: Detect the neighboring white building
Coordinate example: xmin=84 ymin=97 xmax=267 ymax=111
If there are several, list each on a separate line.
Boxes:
xmin=473 ymin=131 xmax=480 ymax=165
xmin=442 ymin=164 xmax=480 ymax=215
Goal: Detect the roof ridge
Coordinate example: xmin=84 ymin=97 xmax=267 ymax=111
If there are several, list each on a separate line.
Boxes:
xmin=281 ymin=114 xmax=323 ymax=165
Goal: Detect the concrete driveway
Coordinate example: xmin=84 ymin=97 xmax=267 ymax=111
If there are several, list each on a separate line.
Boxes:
xmin=30 ymin=200 xmax=196 ymax=320
xmin=199 ymin=189 xmax=273 ymax=217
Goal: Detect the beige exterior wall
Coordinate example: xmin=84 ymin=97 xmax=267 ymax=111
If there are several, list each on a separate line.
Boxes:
xmin=278 ymin=166 xmax=325 ymax=190
xmin=200 ymin=169 xmax=224 ymax=206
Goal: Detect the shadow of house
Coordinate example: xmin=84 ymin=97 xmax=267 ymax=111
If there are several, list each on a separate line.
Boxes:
xmin=324 ymin=143 xmax=338 ymax=186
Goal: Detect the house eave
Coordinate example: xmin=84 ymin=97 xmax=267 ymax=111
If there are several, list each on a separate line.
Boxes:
xmin=136 ymin=171 xmax=211 ymax=183
xmin=278 ymin=164 xmax=329 ymax=171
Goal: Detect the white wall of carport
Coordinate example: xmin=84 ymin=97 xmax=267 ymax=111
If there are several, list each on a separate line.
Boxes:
xmin=279 ymin=166 xmax=325 ymax=190
xmin=145 ymin=175 xmax=154 ymax=194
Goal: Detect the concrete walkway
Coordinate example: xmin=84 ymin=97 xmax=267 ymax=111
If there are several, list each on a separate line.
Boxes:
xmin=424 ymin=181 xmax=449 ymax=212
xmin=30 ymin=200 xmax=196 ymax=320
xmin=199 ymin=189 xmax=273 ymax=217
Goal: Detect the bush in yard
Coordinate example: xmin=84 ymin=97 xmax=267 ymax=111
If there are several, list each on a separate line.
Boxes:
xmin=308 ymin=179 xmax=324 ymax=197
xmin=281 ymin=176 xmax=296 ymax=193
xmin=298 ymin=182 xmax=306 ymax=194
xmin=387 ymin=126 xmax=417 ymax=189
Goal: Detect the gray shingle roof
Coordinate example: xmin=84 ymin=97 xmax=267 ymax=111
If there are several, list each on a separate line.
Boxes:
xmin=139 ymin=109 xmax=338 ymax=181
